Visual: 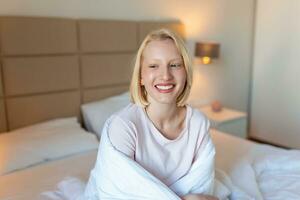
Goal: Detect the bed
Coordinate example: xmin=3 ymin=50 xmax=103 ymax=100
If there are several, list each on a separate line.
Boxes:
xmin=1 ymin=92 xmax=300 ymax=200
xmin=0 ymin=16 xmax=300 ymax=200
xmin=1 ymin=121 xmax=300 ymax=200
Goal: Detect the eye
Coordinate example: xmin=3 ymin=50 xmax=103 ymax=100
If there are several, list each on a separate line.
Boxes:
xmin=170 ymin=63 xmax=182 ymax=68
xmin=148 ymin=64 xmax=158 ymax=68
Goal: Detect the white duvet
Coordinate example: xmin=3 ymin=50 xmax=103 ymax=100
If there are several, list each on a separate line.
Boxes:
xmin=42 ymin=127 xmax=253 ymax=200
xmin=212 ymin=130 xmax=300 ymax=200
xmin=2 ymin=129 xmax=300 ymax=200
xmin=252 ymin=146 xmax=300 ymax=199
xmin=43 ymin=130 xmax=300 ymax=200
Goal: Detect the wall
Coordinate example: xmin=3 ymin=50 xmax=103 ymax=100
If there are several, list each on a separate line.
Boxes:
xmin=0 ymin=0 xmax=255 ymax=111
xmin=250 ymin=0 xmax=300 ymax=148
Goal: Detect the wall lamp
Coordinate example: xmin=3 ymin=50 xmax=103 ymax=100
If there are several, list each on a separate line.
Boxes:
xmin=195 ymin=42 xmax=220 ymax=64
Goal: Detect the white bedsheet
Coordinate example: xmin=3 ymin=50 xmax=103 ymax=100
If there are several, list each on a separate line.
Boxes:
xmin=253 ymin=148 xmax=300 ymax=199
xmin=1 ymin=129 xmax=300 ymax=200
xmin=212 ymin=130 xmax=300 ymax=200
xmin=0 ymin=151 xmax=97 ymax=200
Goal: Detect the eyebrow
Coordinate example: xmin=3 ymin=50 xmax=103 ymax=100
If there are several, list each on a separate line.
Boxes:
xmin=144 ymin=58 xmax=182 ymax=62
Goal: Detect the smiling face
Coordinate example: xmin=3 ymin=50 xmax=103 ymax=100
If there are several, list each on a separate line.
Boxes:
xmin=140 ymin=39 xmax=187 ymax=106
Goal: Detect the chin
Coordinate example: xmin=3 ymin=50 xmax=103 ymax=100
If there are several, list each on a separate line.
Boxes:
xmin=147 ymin=89 xmax=181 ymax=105
xmin=151 ymin=96 xmax=177 ymax=105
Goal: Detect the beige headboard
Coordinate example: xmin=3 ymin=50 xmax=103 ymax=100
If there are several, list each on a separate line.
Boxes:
xmin=0 ymin=16 xmax=184 ymax=132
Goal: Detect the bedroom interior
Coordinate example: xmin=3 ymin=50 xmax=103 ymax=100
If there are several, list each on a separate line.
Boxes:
xmin=0 ymin=17 xmax=184 ymax=130
xmin=0 ymin=0 xmax=300 ymax=199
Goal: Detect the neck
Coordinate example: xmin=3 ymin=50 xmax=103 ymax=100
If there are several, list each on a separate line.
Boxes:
xmin=145 ymin=102 xmax=184 ymax=127
xmin=144 ymin=102 xmax=187 ymax=140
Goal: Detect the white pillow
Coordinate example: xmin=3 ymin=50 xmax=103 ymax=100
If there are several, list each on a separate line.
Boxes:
xmin=0 ymin=117 xmax=98 ymax=176
xmin=81 ymin=92 xmax=130 ymax=139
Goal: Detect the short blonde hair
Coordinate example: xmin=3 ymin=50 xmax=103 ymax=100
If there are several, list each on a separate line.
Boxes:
xmin=130 ymin=28 xmax=193 ymax=107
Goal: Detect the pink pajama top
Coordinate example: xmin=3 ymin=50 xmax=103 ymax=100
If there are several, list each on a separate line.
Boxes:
xmin=107 ymin=103 xmax=212 ymax=186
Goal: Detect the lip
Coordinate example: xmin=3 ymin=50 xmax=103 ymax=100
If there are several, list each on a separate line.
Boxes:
xmin=155 ymin=83 xmax=174 ymax=86
xmin=154 ymin=83 xmax=175 ymax=93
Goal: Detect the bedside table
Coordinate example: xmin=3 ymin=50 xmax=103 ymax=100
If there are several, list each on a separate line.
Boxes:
xmin=198 ymin=105 xmax=247 ymax=138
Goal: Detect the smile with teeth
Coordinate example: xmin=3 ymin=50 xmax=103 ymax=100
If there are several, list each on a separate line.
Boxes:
xmin=155 ymin=84 xmax=175 ymax=92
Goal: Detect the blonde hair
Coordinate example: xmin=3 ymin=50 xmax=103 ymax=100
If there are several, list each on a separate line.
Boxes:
xmin=130 ymin=28 xmax=193 ymax=107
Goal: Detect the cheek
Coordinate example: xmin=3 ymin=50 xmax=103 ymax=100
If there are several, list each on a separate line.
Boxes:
xmin=141 ymin=69 xmax=154 ymax=85
xmin=183 ymin=73 xmax=187 ymax=83
xmin=140 ymin=67 xmax=146 ymax=85
xmin=175 ymin=70 xmax=187 ymax=83
xmin=140 ymin=73 xmax=144 ymax=85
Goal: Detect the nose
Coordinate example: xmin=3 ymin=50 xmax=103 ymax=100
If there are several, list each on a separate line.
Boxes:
xmin=161 ymin=66 xmax=173 ymax=80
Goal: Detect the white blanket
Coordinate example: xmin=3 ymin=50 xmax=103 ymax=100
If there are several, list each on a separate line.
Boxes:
xmin=42 ymin=128 xmax=253 ymax=200
xmin=84 ymin=126 xmax=215 ymax=200
xmin=252 ymin=147 xmax=300 ymax=200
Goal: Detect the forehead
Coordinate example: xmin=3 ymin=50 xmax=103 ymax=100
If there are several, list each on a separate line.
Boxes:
xmin=142 ymin=39 xmax=182 ymax=59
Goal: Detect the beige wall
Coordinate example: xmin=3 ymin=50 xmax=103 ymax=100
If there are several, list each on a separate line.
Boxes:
xmin=0 ymin=0 xmax=255 ymax=111
xmin=250 ymin=0 xmax=300 ymax=148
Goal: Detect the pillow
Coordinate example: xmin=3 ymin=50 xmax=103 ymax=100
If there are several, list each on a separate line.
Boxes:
xmin=81 ymin=92 xmax=130 ymax=139
xmin=0 ymin=117 xmax=98 ymax=176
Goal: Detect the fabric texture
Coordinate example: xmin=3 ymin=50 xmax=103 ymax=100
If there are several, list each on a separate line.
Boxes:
xmin=81 ymin=92 xmax=130 ymax=139
xmin=40 ymin=108 xmax=256 ymax=200
xmin=252 ymin=147 xmax=300 ymax=199
xmin=108 ymin=103 xmax=211 ymax=186
xmin=0 ymin=117 xmax=98 ymax=175
xmin=83 ymin=116 xmax=215 ymax=199
xmin=40 ymin=129 xmax=257 ymax=200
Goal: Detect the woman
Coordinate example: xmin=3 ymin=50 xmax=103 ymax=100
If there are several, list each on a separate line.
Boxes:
xmin=85 ymin=29 xmax=218 ymax=200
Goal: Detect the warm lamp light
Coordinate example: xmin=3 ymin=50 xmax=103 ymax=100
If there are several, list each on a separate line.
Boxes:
xmin=195 ymin=42 xmax=220 ymax=64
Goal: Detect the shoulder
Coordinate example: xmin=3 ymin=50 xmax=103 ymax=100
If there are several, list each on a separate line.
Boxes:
xmin=112 ymin=103 xmax=141 ymax=123
xmin=189 ymin=106 xmax=210 ymax=130
xmin=105 ymin=103 xmax=141 ymax=133
xmin=104 ymin=104 xmax=140 ymax=158
xmin=188 ymin=106 xmax=214 ymax=154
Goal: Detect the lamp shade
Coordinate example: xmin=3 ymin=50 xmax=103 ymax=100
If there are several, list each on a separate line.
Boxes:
xmin=195 ymin=42 xmax=220 ymax=58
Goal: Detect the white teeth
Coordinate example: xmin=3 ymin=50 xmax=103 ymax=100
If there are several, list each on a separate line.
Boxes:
xmin=156 ymin=85 xmax=174 ymax=90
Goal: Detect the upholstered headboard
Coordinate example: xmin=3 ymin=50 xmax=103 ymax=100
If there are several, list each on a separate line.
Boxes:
xmin=0 ymin=16 xmax=184 ymax=132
